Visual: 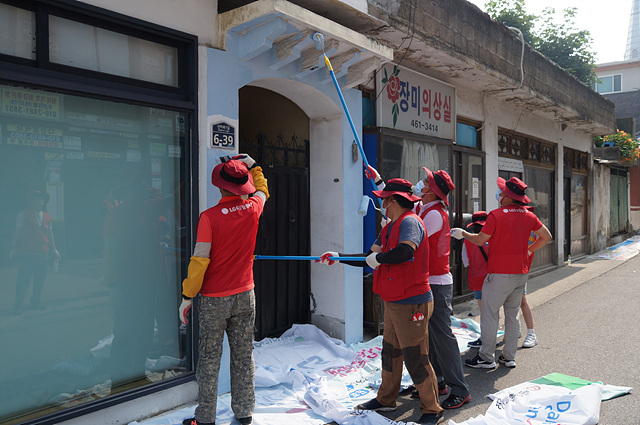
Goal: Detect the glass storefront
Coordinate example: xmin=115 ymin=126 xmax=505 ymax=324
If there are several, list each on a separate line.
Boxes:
xmin=0 ymin=84 xmax=190 ymax=423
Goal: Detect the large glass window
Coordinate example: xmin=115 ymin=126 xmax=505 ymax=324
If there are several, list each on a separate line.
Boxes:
xmin=0 ymin=84 xmax=189 ymax=423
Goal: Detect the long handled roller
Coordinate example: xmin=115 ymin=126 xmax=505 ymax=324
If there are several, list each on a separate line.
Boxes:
xmin=312 ymin=32 xmax=382 ymax=211
xmin=254 ymin=255 xmax=365 ymax=261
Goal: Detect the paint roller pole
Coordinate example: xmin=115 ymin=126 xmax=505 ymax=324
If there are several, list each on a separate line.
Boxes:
xmin=312 ymin=32 xmax=382 ymax=209
xmin=254 ymin=255 xmax=366 ymax=261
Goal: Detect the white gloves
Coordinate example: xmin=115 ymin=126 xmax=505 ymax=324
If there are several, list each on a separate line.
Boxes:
xmin=380 ymin=216 xmax=391 ymax=228
xmin=450 ymin=228 xmax=464 ymax=240
xmin=366 ymin=252 xmax=381 ymax=269
xmin=179 ymin=298 xmax=192 ymax=325
xmin=316 ymin=251 xmax=339 ymax=265
xmin=232 ymin=154 xmax=256 ymax=169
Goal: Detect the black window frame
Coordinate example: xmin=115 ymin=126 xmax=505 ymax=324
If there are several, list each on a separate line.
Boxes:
xmin=0 ymin=1 xmax=199 ymax=424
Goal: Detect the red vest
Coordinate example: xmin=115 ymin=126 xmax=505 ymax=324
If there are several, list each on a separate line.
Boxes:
xmin=197 ymin=195 xmax=264 ymax=297
xmin=373 ymin=210 xmax=430 ymax=302
xmin=17 ymin=210 xmax=51 ymax=254
xmin=464 ymin=239 xmax=489 ymax=291
xmin=420 ymin=203 xmax=450 ymax=276
xmin=482 ymin=206 xmax=543 ymax=274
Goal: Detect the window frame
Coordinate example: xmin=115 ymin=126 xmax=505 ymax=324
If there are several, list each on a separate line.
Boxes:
xmin=0 ymin=1 xmax=199 ymax=424
xmin=594 ymin=73 xmax=622 ymax=94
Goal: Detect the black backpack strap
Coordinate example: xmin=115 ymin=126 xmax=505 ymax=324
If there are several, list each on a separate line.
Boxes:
xmin=479 ymin=245 xmax=489 ymax=263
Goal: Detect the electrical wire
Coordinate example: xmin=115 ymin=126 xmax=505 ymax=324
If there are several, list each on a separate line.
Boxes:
xmin=362 ymin=0 xmax=418 ymax=124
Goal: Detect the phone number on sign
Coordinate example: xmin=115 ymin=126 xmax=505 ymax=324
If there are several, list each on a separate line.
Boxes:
xmin=410 ymin=120 xmax=438 ymax=132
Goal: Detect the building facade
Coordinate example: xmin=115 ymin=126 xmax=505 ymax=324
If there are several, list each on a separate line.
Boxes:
xmin=0 ymin=1 xmax=615 ymax=424
xmin=594 ymin=59 xmax=640 ymax=235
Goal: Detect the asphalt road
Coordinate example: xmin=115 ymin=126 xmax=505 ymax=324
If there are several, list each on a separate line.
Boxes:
xmin=357 ymin=253 xmax=639 ymax=424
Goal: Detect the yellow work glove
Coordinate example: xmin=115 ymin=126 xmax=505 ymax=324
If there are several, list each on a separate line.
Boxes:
xmin=250 ymin=166 xmax=269 ymax=200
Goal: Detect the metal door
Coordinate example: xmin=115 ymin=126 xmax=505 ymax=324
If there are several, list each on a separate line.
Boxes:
xmin=242 ymin=134 xmax=310 ymax=339
xmin=610 ymin=168 xmax=629 ymax=235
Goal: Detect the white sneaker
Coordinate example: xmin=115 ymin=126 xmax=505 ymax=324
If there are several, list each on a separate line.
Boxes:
xmin=522 ymin=333 xmax=538 ymax=348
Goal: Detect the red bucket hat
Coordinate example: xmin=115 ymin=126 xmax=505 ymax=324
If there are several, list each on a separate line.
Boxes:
xmin=372 ymin=178 xmax=421 ymax=202
xmin=497 ymin=177 xmax=530 ymax=204
xmin=211 ymin=160 xmax=255 ymax=195
xmin=466 ymin=211 xmax=488 ymax=228
xmin=422 ymin=167 xmax=455 ymax=206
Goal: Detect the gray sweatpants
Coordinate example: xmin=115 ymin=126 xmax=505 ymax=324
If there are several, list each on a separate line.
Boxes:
xmin=479 ymin=273 xmax=527 ymax=362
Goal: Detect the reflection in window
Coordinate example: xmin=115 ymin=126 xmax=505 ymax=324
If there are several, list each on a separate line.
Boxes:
xmin=570 ymin=174 xmax=588 ymax=256
xmin=0 ymin=85 xmax=189 ymax=422
xmin=382 ymin=135 xmax=449 ymax=184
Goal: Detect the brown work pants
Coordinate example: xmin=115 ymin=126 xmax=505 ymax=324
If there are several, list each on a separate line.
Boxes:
xmin=375 ymin=300 xmax=443 ymax=415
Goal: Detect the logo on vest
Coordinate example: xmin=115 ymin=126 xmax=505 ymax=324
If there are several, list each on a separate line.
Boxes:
xmin=221 ymin=203 xmax=254 ymax=215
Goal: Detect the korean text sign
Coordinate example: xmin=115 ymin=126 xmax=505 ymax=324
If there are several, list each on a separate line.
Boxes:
xmin=376 ymin=64 xmax=455 ymax=140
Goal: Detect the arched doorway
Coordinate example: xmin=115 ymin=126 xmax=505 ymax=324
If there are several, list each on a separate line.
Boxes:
xmin=239 ymin=85 xmax=310 ymax=339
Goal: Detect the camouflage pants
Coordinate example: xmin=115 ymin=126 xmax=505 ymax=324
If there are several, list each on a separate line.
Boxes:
xmin=195 ymin=289 xmax=255 ymax=423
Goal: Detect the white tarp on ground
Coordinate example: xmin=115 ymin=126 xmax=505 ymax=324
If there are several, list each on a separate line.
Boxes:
xmin=131 ymin=324 xmax=629 ymax=425
xmin=589 ymin=235 xmax=640 ymax=260
xmin=450 ymin=373 xmax=632 ymax=425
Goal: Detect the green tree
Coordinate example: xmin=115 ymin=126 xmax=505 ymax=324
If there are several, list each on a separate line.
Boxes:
xmin=485 ymin=0 xmax=597 ymax=86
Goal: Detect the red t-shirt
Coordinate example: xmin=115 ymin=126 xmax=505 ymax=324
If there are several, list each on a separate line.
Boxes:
xmin=197 ymin=195 xmax=264 ymax=297
xmin=481 ymin=205 xmax=543 ymax=274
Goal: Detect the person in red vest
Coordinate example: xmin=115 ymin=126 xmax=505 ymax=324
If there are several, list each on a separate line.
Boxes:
xmin=451 ymin=177 xmax=552 ymax=369
xmin=179 ymin=155 xmax=269 ymax=425
xmin=10 ymin=190 xmax=60 ymax=314
xmin=413 ymin=167 xmax=470 ymax=409
xmin=318 ymin=177 xmax=444 ymax=425
xmin=462 ymin=211 xmax=490 ymax=348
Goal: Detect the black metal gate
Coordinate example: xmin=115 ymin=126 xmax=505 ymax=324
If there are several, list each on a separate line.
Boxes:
xmin=242 ymin=133 xmax=310 ymax=339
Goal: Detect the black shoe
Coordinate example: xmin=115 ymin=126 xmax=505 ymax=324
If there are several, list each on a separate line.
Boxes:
xmin=441 ymin=393 xmax=470 ymax=409
xmin=417 ymin=412 xmax=444 ymax=424
xmin=465 ymin=354 xmax=496 ymax=369
xmin=182 ymin=419 xmax=214 ymax=425
xmin=467 ymin=338 xmax=482 ymax=348
xmin=355 ymin=398 xmax=397 ymax=412
xmin=237 ymin=417 xmax=252 ymax=425
xmin=411 ymin=382 xmax=447 ymax=398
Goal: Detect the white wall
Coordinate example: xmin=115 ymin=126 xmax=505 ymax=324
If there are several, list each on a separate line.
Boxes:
xmin=79 ymin=0 xmax=218 ymax=46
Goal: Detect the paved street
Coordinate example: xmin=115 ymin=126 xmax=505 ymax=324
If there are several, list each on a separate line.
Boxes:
xmin=365 ymin=253 xmax=639 ymax=425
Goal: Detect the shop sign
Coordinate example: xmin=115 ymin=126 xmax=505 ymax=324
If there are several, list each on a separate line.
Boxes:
xmin=1 ymin=87 xmax=61 ymax=119
xmin=210 ymin=122 xmax=235 ymax=149
xmin=376 ymin=64 xmax=456 ymax=140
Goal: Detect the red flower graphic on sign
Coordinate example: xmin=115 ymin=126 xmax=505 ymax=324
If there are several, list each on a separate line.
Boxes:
xmin=381 ymin=66 xmax=401 ymax=127
xmin=387 ymin=75 xmax=400 ymax=103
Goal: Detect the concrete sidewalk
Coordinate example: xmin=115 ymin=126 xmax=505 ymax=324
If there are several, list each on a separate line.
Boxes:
xmin=451 ymin=253 xmax=629 ymax=322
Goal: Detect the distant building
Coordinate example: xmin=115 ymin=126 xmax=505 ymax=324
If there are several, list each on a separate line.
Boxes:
xmin=594 ymin=0 xmax=640 ymax=237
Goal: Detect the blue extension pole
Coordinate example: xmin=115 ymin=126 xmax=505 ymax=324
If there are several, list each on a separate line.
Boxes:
xmin=313 ymin=33 xmax=383 ymax=211
xmin=254 ymin=255 xmax=366 ymax=261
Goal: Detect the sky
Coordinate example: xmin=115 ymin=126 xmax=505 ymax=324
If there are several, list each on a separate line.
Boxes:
xmin=466 ymin=0 xmax=633 ymax=64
